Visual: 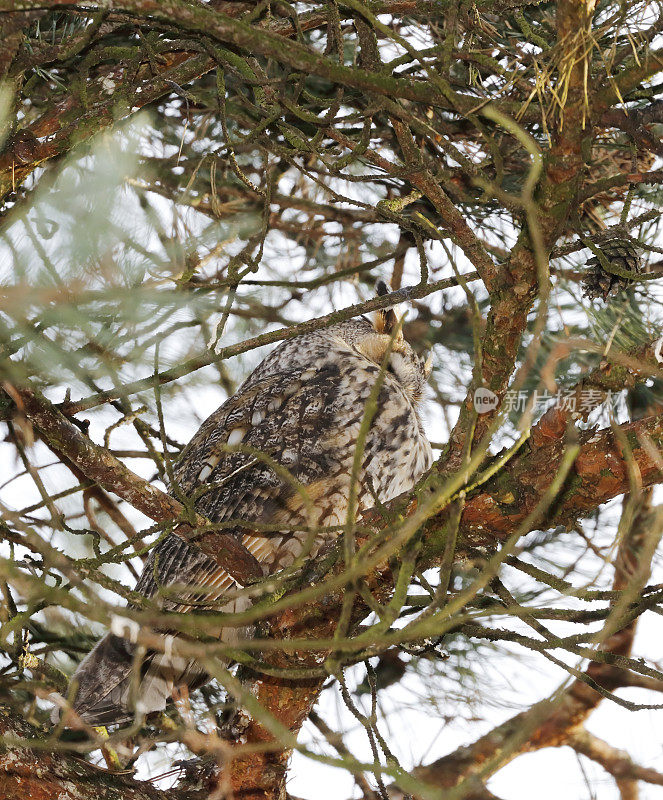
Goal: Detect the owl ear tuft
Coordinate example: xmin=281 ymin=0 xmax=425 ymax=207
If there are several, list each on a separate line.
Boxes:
xmin=374 ymin=281 xmax=401 ymax=338
xmin=423 ymin=351 xmax=433 ymax=379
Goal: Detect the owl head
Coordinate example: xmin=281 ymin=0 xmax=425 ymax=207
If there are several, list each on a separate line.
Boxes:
xmin=349 ymin=282 xmax=432 ymax=404
xmin=242 ymin=284 xmax=432 ymax=405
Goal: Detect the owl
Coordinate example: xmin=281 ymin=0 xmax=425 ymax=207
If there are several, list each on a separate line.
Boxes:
xmin=67 ymin=304 xmax=432 ymax=726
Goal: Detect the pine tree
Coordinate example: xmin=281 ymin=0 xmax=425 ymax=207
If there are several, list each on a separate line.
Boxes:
xmin=1 ymin=2 xmax=663 ymax=799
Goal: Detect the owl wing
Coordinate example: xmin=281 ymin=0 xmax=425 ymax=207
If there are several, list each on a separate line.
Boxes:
xmin=135 ymin=361 xmax=346 ymax=609
xmin=69 ymin=366 xmax=347 ymax=724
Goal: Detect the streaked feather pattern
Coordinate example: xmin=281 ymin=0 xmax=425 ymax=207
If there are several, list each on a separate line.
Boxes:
xmin=69 ymin=317 xmax=432 ymax=725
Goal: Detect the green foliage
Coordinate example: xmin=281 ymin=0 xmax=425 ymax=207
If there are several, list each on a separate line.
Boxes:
xmin=0 ymin=2 xmax=662 ymax=798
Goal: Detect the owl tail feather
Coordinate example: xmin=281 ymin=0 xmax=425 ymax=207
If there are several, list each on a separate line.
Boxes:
xmin=61 ymin=632 xmax=202 ymax=728
xmin=65 ymin=632 xmax=143 ymax=727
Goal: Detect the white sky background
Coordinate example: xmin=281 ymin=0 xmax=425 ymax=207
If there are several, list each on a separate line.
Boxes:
xmin=1 ymin=116 xmax=663 ymax=800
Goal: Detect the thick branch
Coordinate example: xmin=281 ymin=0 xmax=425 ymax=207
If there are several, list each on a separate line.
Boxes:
xmin=190 ymin=413 xmax=663 ymax=799
xmin=399 ymin=495 xmax=661 ymax=798
xmin=0 ymin=0 xmax=518 ymax=112
xmin=6 ymin=384 xmax=262 ymax=586
xmin=449 ymin=413 xmax=663 ymax=546
xmin=0 ymin=706 xmax=178 ymax=800
xmin=7 ymin=394 xmax=662 ymax=800
xmin=0 ymin=0 xmax=532 ymax=204
xmin=444 ymin=0 xmax=600 ymax=467
xmin=568 ymin=728 xmax=663 ymax=789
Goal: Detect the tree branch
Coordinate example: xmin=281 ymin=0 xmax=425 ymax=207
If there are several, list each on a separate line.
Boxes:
xmin=5 ymin=384 xmax=263 ymax=586
xmin=394 ymin=494 xmax=662 ymax=798
xmin=568 ymin=728 xmax=663 ymax=789
xmin=122 ymin=414 xmax=663 ymax=799
xmin=0 ymin=706 xmax=180 ymax=800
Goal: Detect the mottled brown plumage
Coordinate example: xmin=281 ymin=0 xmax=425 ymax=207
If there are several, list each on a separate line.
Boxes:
xmin=68 ymin=314 xmax=432 ymax=726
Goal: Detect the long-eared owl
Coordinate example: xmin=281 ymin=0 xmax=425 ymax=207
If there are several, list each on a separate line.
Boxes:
xmin=68 ymin=304 xmax=432 ymax=726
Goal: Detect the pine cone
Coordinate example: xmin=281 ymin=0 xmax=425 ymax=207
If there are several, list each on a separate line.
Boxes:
xmin=582 ymin=235 xmax=643 ymax=301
